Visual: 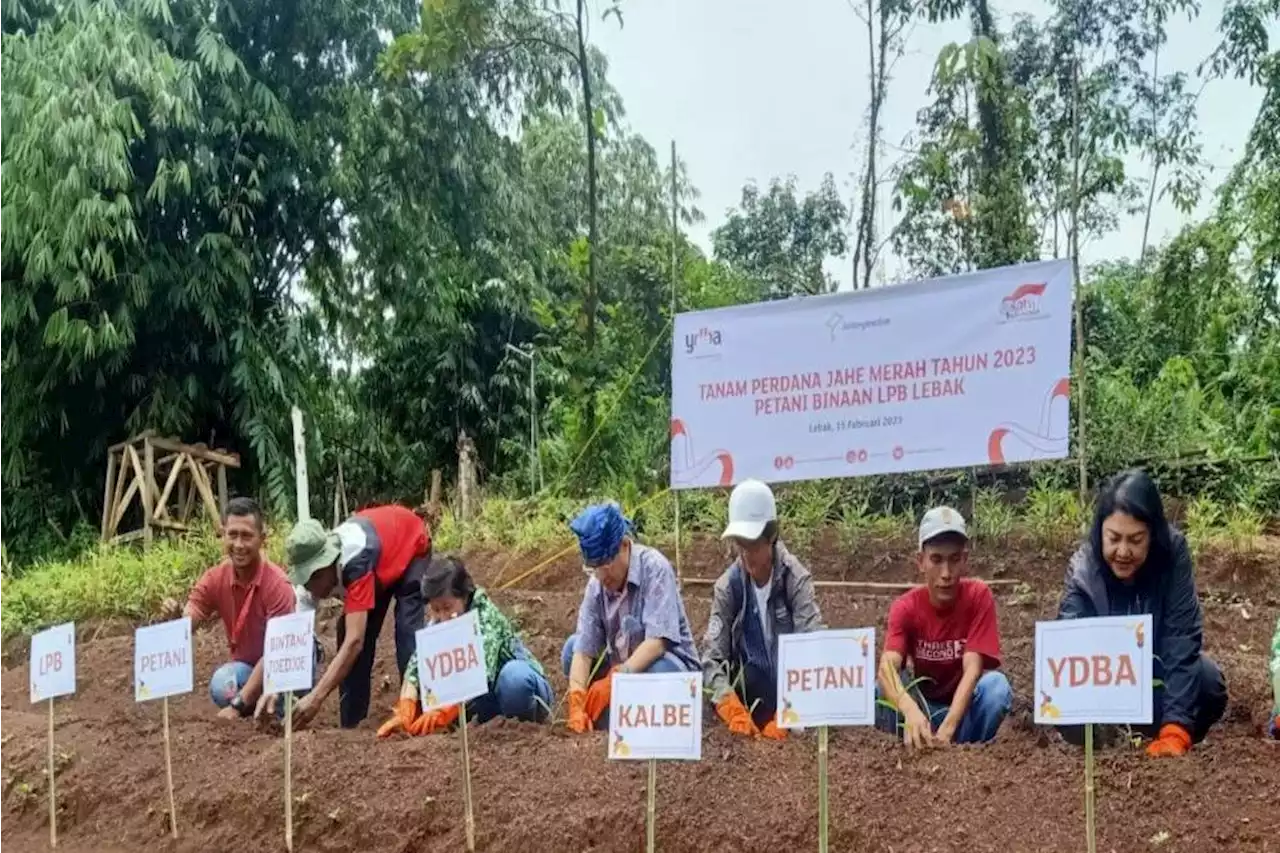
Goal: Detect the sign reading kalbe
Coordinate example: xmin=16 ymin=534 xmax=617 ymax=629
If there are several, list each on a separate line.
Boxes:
xmin=670 ymin=260 xmax=1073 ymax=488
xmin=415 ymin=610 xmax=489 ymax=709
xmin=30 ymin=622 xmax=77 ymax=704
xmin=1034 ymin=615 xmax=1154 ymax=725
xmin=609 ymin=672 xmax=703 ymax=761
xmin=134 ymin=618 xmax=194 ymax=702
xmin=263 ymin=611 xmax=316 ymax=695
xmin=775 ymin=629 xmax=876 ymax=728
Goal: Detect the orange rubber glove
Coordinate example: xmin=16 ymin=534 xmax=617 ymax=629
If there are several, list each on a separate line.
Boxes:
xmin=376 ymin=698 xmax=420 ymax=739
xmin=715 ymin=694 xmax=758 ymax=737
xmin=567 ymin=687 xmax=591 ymax=733
xmin=584 ymin=673 xmax=614 ymax=722
xmin=1146 ymin=723 xmax=1192 ymax=757
xmin=759 ymin=719 xmax=787 ymax=740
xmin=407 ymin=703 xmax=461 ymax=736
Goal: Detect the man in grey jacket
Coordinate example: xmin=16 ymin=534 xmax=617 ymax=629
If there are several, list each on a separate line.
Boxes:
xmin=702 ymin=479 xmax=824 ymax=738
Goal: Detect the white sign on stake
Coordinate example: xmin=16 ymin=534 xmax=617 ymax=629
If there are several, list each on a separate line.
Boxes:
xmin=608 ymin=672 xmax=703 ymax=761
xmin=1034 ymin=615 xmax=1154 ymax=725
xmin=775 ymin=628 xmax=876 ymax=728
xmin=30 ymin=622 xmax=77 ymax=704
xmin=264 ymin=611 xmax=316 ymax=695
xmin=134 ymin=618 xmax=194 ymax=702
xmin=415 ymin=610 xmax=489 ymax=709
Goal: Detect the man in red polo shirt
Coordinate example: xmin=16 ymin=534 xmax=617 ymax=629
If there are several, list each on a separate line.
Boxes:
xmin=161 ymin=497 xmax=296 ymax=720
xmin=284 ymin=504 xmax=431 ymax=729
xmin=874 ymin=506 xmax=1012 ymax=748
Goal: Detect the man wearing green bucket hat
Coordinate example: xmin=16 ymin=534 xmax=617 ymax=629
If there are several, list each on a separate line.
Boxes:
xmin=283 ymin=505 xmax=431 ymax=729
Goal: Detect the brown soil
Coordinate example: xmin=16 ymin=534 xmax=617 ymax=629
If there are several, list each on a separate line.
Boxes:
xmin=4 ymin=536 xmax=1278 ymax=853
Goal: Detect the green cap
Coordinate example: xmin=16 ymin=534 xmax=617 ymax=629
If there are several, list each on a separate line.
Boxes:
xmin=286 ymin=519 xmax=341 ymax=585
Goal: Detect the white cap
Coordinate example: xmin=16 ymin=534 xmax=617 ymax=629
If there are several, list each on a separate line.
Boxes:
xmin=918 ymin=506 xmax=968 ymax=548
xmin=722 ymin=479 xmax=777 ymax=541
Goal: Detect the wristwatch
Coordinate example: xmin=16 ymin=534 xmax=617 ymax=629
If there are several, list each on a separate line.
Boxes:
xmin=230 ymin=694 xmax=251 ymax=717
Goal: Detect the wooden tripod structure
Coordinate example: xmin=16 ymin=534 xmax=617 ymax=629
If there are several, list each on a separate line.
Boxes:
xmin=100 ymin=431 xmax=241 ymax=544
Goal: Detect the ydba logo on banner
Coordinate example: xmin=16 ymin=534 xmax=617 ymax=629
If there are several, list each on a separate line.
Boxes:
xmin=999 ymin=282 xmax=1047 ymax=321
xmin=684 ymin=326 xmax=722 ymax=356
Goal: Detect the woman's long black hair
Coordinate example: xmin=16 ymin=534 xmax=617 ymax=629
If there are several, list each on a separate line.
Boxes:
xmin=1089 ymin=469 xmax=1174 ymax=573
xmin=422 ymin=554 xmax=476 ymax=606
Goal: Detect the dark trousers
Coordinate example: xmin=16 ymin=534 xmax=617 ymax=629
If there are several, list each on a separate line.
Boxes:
xmin=336 ymin=554 xmax=428 ymax=728
xmin=732 ymin=659 xmax=778 ymax=730
xmin=1059 ymin=654 xmax=1228 ymax=746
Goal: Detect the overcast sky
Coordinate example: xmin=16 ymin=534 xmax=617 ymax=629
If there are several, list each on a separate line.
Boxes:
xmin=593 ymin=0 xmax=1274 ymax=288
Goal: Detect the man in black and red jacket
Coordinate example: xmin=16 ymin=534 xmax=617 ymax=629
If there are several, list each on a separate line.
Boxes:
xmin=285 ymin=505 xmax=431 ymax=729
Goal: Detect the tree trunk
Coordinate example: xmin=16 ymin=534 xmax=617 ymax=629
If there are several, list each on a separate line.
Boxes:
xmin=1140 ymin=42 xmax=1161 ymax=262
xmin=576 ymin=0 xmax=599 ymax=430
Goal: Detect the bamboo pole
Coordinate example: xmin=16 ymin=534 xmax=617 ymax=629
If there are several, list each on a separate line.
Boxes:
xmin=48 ymin=698 xmax=57 ymax=848
xmin=818 ymin=725 xmax=830 ymax=853
xmin=1084 ymin=723 xmax=1097 ymax=853
xmin=460 ymin=704 xmax=476 ymax=853
xmin=646 ymin=758 xmax=657 ymax=853
xmin=679 ymin=577 xmax=1023 ymax=590
xmin=292 ymin=407 xmax=310 ymax=522
xmin=670 ymin=139 xmax=683 ymax=586
xmin=1070 ymin=54 xmax=1088 ymax=506
xmin=285 ymin=692 xmax=294 ymax=851
xmin=163 ymin=697 xmax=177 ymax=838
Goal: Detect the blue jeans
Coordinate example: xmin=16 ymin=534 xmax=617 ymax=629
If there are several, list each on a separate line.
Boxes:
xmin=466 ymin=659 xmax=554 ymax=724
xmin=211 ymin=640 xmax=323 ymax=716
xmin=560 ymin=634 xmax=685 ymax=730
xmin=874 ymin=669 xmax=1012 ymax=744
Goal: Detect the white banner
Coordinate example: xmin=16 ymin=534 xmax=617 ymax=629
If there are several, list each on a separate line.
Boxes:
xmin=1033 ymin=615 xmax=1154 ymax=725
xmin=775 ymin=629 xmax=876 ymax=728
xmin=670 ymin=260 xmax=1073 ymax=488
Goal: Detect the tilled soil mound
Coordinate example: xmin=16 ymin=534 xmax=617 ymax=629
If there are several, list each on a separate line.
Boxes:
xmin=3 ymin=536 xmax=1278 ymax=852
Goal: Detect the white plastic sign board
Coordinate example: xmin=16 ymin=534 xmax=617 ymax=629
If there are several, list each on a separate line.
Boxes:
xmin=415 ymin=609 xmax=488 ymax=709
xmin=263 ymin=611 xmax=316 ymax=695
xmin=30 ymin=622 xmax=77 ymax=703
xmin=1034 ymin=615 xmax=1154 ymax=725
xmin=608 ymin=671 xmax=703 ymax=761
xmin=670 ymin=259 xmax=1073 ymax=488
xmin=775 ymin=628 xmax=876 ymax=728
xmin=134 ymin=618 xmax=194 ymax=702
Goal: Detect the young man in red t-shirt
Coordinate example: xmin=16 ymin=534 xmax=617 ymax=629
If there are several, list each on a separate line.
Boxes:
xmin=284 ymin=505 xmax=431 ymax=729
xmin=875 ymin=506 xmax=1012 ymax=748
xmin=160 ymin=497 xmax=297 ymax=720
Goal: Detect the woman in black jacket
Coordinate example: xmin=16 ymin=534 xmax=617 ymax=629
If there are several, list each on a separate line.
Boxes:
xmin=1057 ymin=469 xmax=1227 ymax=756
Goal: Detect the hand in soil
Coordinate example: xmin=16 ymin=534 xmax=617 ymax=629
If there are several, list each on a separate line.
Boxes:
xmin=566 ymin=687 xmax=591 ymax=733
xmin=903 ymin=709 xmax=936 ymax=751
xmin=935 ymin=718 xmax=958 ymax=745
xmin=216 ymin=705 xmax=242 ymax=722
xmin=254 ymin=692 xmax=279 ymax=722
xmin=159 ymin=598 xmax=182 ymax=620
xmin=758 ymin=720 xmax=786 ymax=740
xmin=292 ymin=693 xmax=321 ymax=730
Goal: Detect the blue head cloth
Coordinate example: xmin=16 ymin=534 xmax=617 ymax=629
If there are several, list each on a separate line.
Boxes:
xmin=569 ymin=502 xmax=630 ymax=566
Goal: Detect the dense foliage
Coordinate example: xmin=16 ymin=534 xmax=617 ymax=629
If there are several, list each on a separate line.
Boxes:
xmin=3 ymin=0 xmax=1277 ymax=565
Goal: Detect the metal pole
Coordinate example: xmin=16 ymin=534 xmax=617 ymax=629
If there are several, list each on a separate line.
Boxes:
xmin=1070 ymin=55 xmax=1088 ymax=506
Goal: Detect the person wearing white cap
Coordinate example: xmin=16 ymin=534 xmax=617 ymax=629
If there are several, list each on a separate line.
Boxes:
xmin=874 ymin=506 xmax=1011 ymax=749
xmin=701 ymin=479 xmax=824 ymax=739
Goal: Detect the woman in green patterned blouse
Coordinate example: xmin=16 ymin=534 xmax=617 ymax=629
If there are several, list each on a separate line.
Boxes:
xmin=377 ymin=555 xmax=553 ymax=737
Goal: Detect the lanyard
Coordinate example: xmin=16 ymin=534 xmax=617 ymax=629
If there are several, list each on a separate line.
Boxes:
xmin=228 ymin=570 xmax=259 ymax=649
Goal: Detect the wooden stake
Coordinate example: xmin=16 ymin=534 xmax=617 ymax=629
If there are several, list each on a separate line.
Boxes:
xmin=1084 ymin=724 xmax=1097 ymax=853
xmin=460 ymin=704 xmax=476 ymax=853
xmin=1069 ymin=54 xmax=1089 ymax=506
xmin=679 ymin=577 xmax=1023 ymax=591
xmin=285 ymin=692 xmax=294 ymax=851
xmin=646 ymin=758 xmax=657 ymax=853
xmin=818 ymin=725 xmax=830 ymax=853
xmin=48 ymin=698 xmax=57 ymax=848
xmin=162 ymin=697 xmax=177 ymax=838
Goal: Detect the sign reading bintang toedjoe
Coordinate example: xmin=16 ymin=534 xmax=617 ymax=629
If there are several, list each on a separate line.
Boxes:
xmin=669 ymin=259 xmax=1074 ymax=489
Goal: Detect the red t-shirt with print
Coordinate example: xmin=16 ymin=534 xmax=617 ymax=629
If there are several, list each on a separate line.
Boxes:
xmin=884 ymin=577 xmax=1002 ymax=703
